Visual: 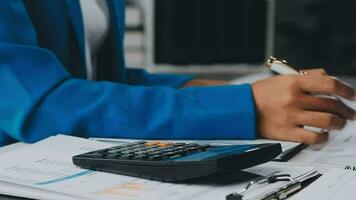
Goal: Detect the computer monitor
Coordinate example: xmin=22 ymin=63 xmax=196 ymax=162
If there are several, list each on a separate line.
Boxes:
xmin=274 ymin=0 xmax=356 ymax=76
xmin=143 ymin=0 xmax=276 ymax=75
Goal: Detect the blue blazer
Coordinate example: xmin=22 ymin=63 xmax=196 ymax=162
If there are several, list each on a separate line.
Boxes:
xmin=0 ymin=0 xmax=256 ymax=146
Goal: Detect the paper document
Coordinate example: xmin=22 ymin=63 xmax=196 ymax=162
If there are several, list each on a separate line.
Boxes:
xmin=0 ymin=135 xmax=114 ymax=200
xmin=295 ymin=122 xmax=356 ymax=170
xmin=0 ymin=135 xmax=317 ymax=200
xmin=290 ymin=168 xmax=356 ymax=200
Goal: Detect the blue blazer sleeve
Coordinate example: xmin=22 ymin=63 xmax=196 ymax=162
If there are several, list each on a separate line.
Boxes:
xmin=0 ymin=42 xmax=256 ymax=144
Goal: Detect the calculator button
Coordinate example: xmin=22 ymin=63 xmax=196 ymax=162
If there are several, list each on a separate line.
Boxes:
xmin=162 ymin=152 xmax=175 ymax=157
xmin=157 ymin=142 xmax=174 ymax=148
xmin=133 ymin=154 xmax=149 ymax=160
xmin=97 ymin=149 xmax=108 ymax=154
xmin=170 ymin=147 xmax=183 ymax=152
xmin=173 ymin=143 xmax=185 ymax=146
xmin=109 ymin=149 xmax=122 ymax=154
xmin=199 ymin=145 xmax=210 ymax=151
xmin=145 ymin=141 xmax=160 ymax=145
xmin=145 ymin=141 xmax=160 ymax=147
xmin=120 ymin=148 xmax=130 ymax=152
xmin=134 ymin=151 xmax=145 ymax=155
xmin=177 ymin=150 xmax=186 ymax=154
xmin=150 ymin=152 xmax=161 ymax=156
xmin=161 ymin=149 xmax=172 ymax=154
xmin=187 ymin=143 xmax=199 ymax=147
xmin=148 ymin=155 xmax=163 ymax=160
xmin=133 ymin=141 xmax=146 ymax=145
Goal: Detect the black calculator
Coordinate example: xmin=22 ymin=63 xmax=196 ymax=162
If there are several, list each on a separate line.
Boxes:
xmin=73 ymin=141 xmax=281 ymax=182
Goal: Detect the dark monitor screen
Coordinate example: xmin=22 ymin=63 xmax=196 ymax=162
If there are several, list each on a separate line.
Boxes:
xmin=154 ymin=0 xmax=268 ymax=65
xmin=274 ymin=0 xmax=356 ymax=76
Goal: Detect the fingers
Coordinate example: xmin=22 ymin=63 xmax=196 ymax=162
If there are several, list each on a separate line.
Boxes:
xmin=290 ymin=128 xmax=329 ymax=144
xmin=296 ymin=111 xmax=347 ymax=130
xmin=302 ymin=68 xmax=327 ymax=76
xmin=262 ymin=126 xmax=329 ymax=144
xmin=301 ymin=95 xmax=355 ymax=120
xmin=298 ymin=76 xmax=356 ymax=100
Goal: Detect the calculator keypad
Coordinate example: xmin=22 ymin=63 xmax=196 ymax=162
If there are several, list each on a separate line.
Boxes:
xmin=82 ymin=141 xmax=210 ymax=161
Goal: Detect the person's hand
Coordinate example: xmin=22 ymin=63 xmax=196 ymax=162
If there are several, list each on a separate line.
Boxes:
xmin=182 ymin=79 xmax=228 ymax=87
xmin=252 ymin=69 xmax=356 ymax=144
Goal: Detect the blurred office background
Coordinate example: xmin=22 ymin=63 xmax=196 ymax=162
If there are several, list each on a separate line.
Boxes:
xmin=124 ymin=0 xmax=356 ymax=78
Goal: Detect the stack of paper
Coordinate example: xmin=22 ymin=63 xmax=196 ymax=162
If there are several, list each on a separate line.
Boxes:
xmin=0 ymin=135 xmax=317 ymax=200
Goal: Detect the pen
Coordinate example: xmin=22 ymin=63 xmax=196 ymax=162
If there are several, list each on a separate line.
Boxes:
xmin=266 ymin=56 xmax=308 ymax=76
xmin=274 ymin=143 xmax=308 ymax=162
